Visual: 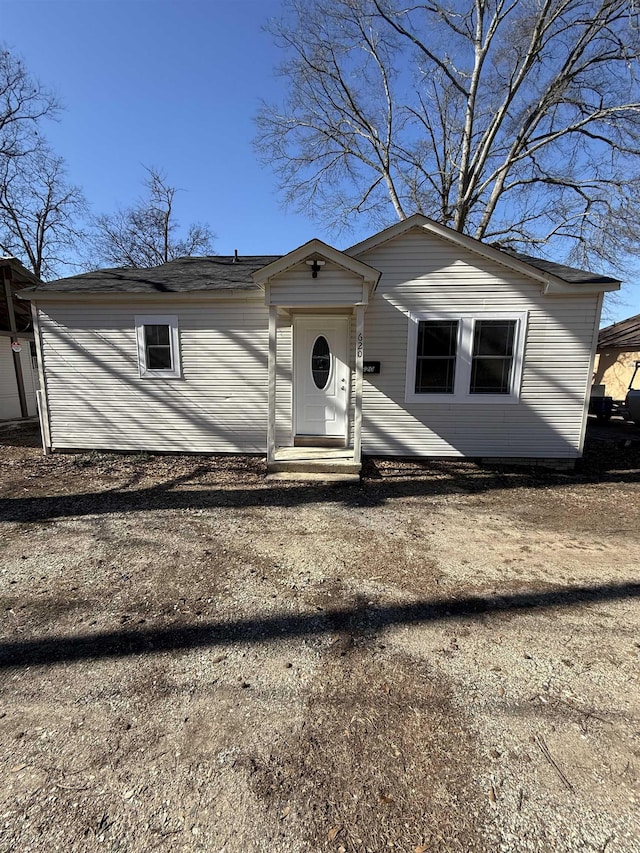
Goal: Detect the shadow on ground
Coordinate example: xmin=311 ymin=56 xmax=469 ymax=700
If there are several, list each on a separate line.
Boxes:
xmin=2 ymin=581 xmax=638 ymax=670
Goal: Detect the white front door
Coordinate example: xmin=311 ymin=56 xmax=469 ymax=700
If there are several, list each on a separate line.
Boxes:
xmin=294 ymin=316 xmax=350 ymax=438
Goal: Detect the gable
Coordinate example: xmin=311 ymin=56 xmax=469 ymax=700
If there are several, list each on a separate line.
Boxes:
xmin=354 ymin=227 xmax=547 ymax=302
xmin=348 ymin=214 xmax=620 ymax=295
xmin=266 ymin=258 xmax=369 ymax=307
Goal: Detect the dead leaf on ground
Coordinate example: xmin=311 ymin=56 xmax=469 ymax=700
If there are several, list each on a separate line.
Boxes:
xmin=415 ymin=845 xmax=430 ymax=853
xmin=281 ymin=805 xmax=291 ymax=818
xmin=328 ymin=825 xmax=342 ymax=841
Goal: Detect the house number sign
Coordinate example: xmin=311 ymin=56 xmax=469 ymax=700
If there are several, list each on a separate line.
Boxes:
xmin=363 ymin=361 xmax=380 ymax=374
xmin=356 ymin=332 xmax=364 ymax=361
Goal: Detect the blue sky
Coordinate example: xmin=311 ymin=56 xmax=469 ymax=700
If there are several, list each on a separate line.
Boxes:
xmin=1 ymin=0 xmax=637 ymax=322
xmin=2 ymin=0 xmax=362 ymax=254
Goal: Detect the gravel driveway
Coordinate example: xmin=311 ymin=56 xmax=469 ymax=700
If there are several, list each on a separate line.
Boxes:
xmin=1 ymin=424 xmax=639 ymax=853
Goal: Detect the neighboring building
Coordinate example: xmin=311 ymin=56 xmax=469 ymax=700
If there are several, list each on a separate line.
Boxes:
xmin=0 ymin=258 xmax=40 ymax=421
xmin=18 ymin=215 xmax=619 ymax=474
xmin=594 ymin=314 xmax=640 ymax=401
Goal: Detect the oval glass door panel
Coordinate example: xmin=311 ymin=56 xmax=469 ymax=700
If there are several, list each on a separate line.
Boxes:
xmin=311 ymin=335 xmax=331 ymax=389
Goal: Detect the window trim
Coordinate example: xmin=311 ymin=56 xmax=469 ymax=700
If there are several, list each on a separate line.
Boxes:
xmin=405 ymin=311 xmax=527 ymax=404
xmin=135 ymin=314 xmax=181 ymax=379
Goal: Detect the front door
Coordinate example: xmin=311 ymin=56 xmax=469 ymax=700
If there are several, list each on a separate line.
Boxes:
xmin=294 ymin=316 xmax=350 ymax=438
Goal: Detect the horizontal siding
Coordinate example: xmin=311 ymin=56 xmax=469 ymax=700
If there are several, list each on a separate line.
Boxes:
xmin=21 ymin=342 xmax=38 ymax=417
xmin=39 ymin=302 xmax=270 ymax=453
xmin=275 ymin=318 xmax=293 ymax=447
xmin=356 ymin=230 xmax=599 ymax=458
xmin=269 ymin=260 xmax=364 ymax=305
xmin=0 ymin=338 xmax=37 ymax=420
xmin=0 ymin=338 xmax=21 ymax=420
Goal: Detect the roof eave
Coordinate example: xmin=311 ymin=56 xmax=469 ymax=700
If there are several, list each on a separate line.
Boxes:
xmin=17 ymin=287 xmax=264 ymax=302
xmin=543 ymin=278 xmax=621 ymax=295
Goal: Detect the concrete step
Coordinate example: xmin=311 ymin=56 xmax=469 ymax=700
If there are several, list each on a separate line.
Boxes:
xmin=267 ymin=460 xmax=361 ymax=475
xmin=266 ymin=471 xmax=361 ymax=483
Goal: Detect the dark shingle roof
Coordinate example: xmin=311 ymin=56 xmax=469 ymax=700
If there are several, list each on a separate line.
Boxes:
xmin=598 ymin=314 xmax=640 ymax=348
xmin=0 ymin=257 xmax=41 ymax=332
xmin=499 ymin=249 xmax=620 ymax=285
xmin=22 ymin=255 xmax=282 ymax=294
xmin=19 ymin=242 xmax=620 ymax=297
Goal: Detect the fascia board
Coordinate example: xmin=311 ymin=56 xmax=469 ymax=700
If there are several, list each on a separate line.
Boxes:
xmin=16 ymin=289 xmax=264 ymax=303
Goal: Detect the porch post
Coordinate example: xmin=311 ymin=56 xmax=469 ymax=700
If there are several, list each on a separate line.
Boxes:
xmin=354 ymin=305 xmax=365 ymax=463
xmin=267 ymin=304 xmax=278 ymax=462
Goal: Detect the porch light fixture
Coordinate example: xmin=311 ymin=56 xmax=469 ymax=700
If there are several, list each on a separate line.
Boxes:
xmin=305 ymin=258 xmax=326 ymax=278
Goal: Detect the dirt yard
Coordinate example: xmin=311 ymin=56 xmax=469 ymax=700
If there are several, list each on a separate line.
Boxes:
xmin=1 ymin=423 xmax=639 ymax=853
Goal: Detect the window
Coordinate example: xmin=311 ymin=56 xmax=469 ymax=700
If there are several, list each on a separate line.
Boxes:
xmin=470 ymin=319 xmax=517 ymax=394
xmin=415 ymin=320 xmax=459 ymax=394
xmin=135 ymin=315 xmax=181 ymax=378
xmin=311 ymin=335 xmax=331 ymax=389
xmin=406 ymin=312 xmax=526 ymax=403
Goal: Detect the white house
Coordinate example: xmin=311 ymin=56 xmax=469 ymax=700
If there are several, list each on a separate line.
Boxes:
xmin=18 ymin=215 xmax=620 ymax=476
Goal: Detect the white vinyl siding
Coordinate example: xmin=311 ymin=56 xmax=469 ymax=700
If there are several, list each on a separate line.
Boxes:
xmin=37 ymin=300 xmax=270 ymax=453
xmin=356 ymin=229 xmax=599 ymax=458
xmin=0 ymin=338 xmax=38 ymax=420
xmin=268 ymin=260 xmax=366 ymax=306
xmin=275 ymin=317 xmax=293 ymax=447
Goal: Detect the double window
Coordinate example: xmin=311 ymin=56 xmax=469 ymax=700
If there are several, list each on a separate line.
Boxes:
xmin=406 ymin=312 xmax=526 ymax=402
xmin=135 ymin=315 xmax=181 ymax=378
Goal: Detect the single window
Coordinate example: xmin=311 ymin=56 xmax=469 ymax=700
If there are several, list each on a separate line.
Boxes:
xmin=470 ymin=320 xmax=516 ymax=394
xmin=311 ymin=335 xmax=331 ymax=389
xmin=415 ymin=320 xmax=458 ymax=393
xmin=135 ymin=315 xmax=181 ymax=378
xmin=144 ymin=324 xmax=172 ymax=370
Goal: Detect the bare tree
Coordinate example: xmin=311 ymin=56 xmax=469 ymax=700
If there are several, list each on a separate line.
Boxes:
xmin=0 ymin=46 xmax=86 ymax=279
xmin=0 ymin=142 xmax=87 ymax=279
xmin=91 ymin=167 xmax=215 ymax=268
xmin=0 ymin=46 xmax=59 ymax=160
xmin=257 ymin=0 xmax=640 ymax=267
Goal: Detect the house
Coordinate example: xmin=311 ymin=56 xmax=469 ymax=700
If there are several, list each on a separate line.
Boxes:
xmin=0 ymin=258 xmax=40 ymax=422
xmin=593 ymin=313 xmax=640 ymax=401
xmin=18 ymin=214 xmax=620 ymax=476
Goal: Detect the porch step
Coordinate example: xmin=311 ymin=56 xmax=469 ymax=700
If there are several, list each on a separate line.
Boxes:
xmin=268 ymin=445 xmax=361 ymax=478
xmin=266 ymin=471 xmax=361 ymax=483
xmin=268 ymin=460 xmax=361 ymax=476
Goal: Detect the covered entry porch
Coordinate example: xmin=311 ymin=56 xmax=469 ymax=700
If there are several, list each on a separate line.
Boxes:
xmin=251 ymin=241 xmax=380 ymax=480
